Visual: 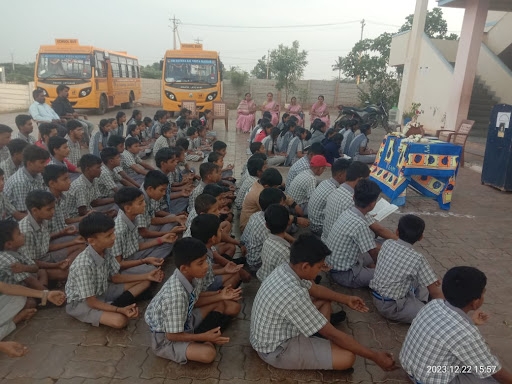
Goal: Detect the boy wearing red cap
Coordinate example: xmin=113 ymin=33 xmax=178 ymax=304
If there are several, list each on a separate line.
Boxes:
xmin=286 ymin=155 xmax=330 ymax=216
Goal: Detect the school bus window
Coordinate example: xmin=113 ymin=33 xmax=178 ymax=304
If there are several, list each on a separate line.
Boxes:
xmin=37 ymin=53 xmax=92 ymax=79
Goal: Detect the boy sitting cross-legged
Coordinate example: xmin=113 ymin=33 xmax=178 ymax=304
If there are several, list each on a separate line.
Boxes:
xmin=145 ymin=237 xmax=242 ymax=364
xmin=121 ymin=137 xmax=155 ymax=185
xmin=250 ymin=233 xmax=396 ymax=372
xmin=65 ymin=119 xmax=84 ymax=166
xmin=112 ymin=187 xmax=177 ymax=275
xmin=152 ymin=122 xmax=177 ymax=154
xmin=0 ymin=139 xmax=28 ymax=180
xmin=67 ymin=154 xmax=117 ymax=218
xmin=370 ymin=214 xmax=443 ymax=323
xmin=19 ymin=190 xmax=86 ymax=282
xmin=48 ymin=135 xmax=81 ymax=181
xmin=188 ymin=162 xmax=221 ymax=213
xmin=106 ymin=135 xmax=141 ymax=188
xmin=0 ymin=167 xmax=25 ymax=221
xmin=98 ymin=147 xmax=139 ymax=198
xmin=66 ymin=213 xmax=163 ymax=329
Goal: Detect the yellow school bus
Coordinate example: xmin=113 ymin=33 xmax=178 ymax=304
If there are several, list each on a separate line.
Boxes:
xmin=34 ymin=39 xmax=141 ymax=114
xmin=161 ymin=43 xmax=222 ymax=113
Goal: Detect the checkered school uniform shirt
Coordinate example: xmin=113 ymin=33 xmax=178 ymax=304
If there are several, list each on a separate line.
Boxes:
xmin=137 ymin=187 xmax=161 ymax=228
xmin=182 ymin=209 xmax=197 ymax=238
xmin=400 ymin=300 xmax=502 ymax=384
xmin=66 ymin=175 xmax=102 ymax=217
xmin=250 ymin=263 xmax=328 ymax=353
xmin=4 ymin=167 xmax=45 ymax=211
xmin=18 ymin=213 xmax=51 ymax=261
xmin=370 ymin=239 xmax=438 ymax=300
xmin=0 ymin=192 xmax=17 ymax=220
xmin=321 ymin=183 xmax=354 ymax=243
xmin=285 ymin=156 xmax=309 ymax=187
xmin=145 ymin=269 xmax=204 ymax=333
xmin=65 ymin=246 xmax=121 ymax=304
xmin=0 ymin=157 xmax=20 ymax=180
xmin=65 ymin=135 xmax=81 ymax=166
xmin=308 ymin=178 xmax=340 ymax=234
xmin=256 ymin=235 xmax=291 ymax=282
xmin=48 ymin=193 xmax=71 ymax=233
xmin=111 ymin=210 xmax=140 ymax=259
xmin=0 ymin=250 xmax=34 ymax=285
xmin=201 ymin=248 xmax=215 ymax=289
xmin=98 ymin=164 xmax=122 ymax=198
xmin=121 ymin=150 xmax=142 ymax=174
xmin=188 ymin=181 xmax=206 ymax=213
xmin=153 ymin=135 xmax=172 ymax=154
xmin=235 ymin=175 xmax=257 ymax=210
xmin=286 ymin=169 xmax=316 ymax=206
xmin=240 ymin=211 xmax=269 ymax=268
xmin=325 ymin=207 xmax=375 ymax=271
xmin=14 ymin=132 xmax=37 ymax=145
xmin=0 ymin=146 xmax=10 ymax=163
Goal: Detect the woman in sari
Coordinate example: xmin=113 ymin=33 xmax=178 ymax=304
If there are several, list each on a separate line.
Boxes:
xmin=262 ymin=92 xmax=280 ymax=126
xmin=310 ymin=95 xmax=330 ymax=128
xmin=286 ymin=97 xmax=303 ymax=127
xmin=236 ymin=93 xmax=257 ymax=133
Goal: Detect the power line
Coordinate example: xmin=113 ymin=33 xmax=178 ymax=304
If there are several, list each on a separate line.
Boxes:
xmin=182 ymin=20 xmax=360 ymax=29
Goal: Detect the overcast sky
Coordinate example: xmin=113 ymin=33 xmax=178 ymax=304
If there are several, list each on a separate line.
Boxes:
xmin=0 ymin=0 xmax=464 ymax=79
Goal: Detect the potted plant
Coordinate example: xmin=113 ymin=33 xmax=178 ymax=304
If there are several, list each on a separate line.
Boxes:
xmin=402 ymin=102 xmax=422 ymax=125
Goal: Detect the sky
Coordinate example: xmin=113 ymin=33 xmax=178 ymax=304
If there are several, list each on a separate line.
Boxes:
xmin=0 ymin=0 xmax=465 ymax=80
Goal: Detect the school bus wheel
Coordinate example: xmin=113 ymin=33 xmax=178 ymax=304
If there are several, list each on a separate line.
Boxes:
xmin=122 ymin=91 xmax=135 ymax=109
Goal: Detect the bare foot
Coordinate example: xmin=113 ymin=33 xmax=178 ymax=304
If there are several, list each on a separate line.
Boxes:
xmin=13 ymin=308 xmax=37 ymax=324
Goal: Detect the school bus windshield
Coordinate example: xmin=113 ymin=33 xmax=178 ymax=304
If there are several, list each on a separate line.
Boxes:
xmin=37 ymin=53 xmax=92 ymax=79
xmin=164 ymin=58 xmax=217 ymax=84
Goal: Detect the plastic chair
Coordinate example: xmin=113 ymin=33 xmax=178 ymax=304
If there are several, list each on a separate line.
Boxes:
xmin=181 ymin=100 xmax=198 ymax=118
xmin=436 ymin=119 xmax=475 ymax=167
xmin=211 ymin=101 xmax=229 ymax=131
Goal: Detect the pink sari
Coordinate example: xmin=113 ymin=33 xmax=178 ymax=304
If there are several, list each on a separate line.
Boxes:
xmin=236 ymin=99 xmax=256 ymax=133
xmin=263 ymin=101 xmax=279 ymax=126
xmin=287 ymin=103 xmax=303 ymax=127
xmin=310 ymin=101 xmax=330 ymax=128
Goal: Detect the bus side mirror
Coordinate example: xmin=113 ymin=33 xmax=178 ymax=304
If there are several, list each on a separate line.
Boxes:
xmin=159 ymin=60 xmax=163 ymax=71
xmin=90 ymin=54 xmax=95 ymax=67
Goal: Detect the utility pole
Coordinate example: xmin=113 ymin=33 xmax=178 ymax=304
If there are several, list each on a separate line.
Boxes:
xmin=194 ymin=38 xmax=203 ymax=45
xmin=10 ymin=50 xmax=15 ymax=72
xmin=266 ymin=49 xmax=270 ymax=80
xmin=356 ymin=19 xmax=366 ymax=85
xmin=170 ymin=15 xmax=181 ymax=50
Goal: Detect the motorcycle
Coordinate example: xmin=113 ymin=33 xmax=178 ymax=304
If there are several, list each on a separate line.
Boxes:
xmin=334 ymin=101 xmax=391 ymax=133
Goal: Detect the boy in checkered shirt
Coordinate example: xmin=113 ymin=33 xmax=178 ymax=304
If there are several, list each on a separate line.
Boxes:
xmin=98 ymin=147 xmax=139 ymax=198
xmin=65 ymin=120 xmax=84 ymax=167
xmin=120 ymin=137 xmax=155 ymax=185
xmin=370 ymin=214 xmax=443 ymax=323
xmin=325 ymin=179 xmax=382 ymax=289
xmin=145 ymin=237 xmax=241 ymax=364
xmin=0 ymin=168 xmax=25 ymax=221
xmin=106 ymin=135 xmax=142 ymax=188
xmin=0 ymin=139 xmax=28 ymax=180
xmin=188 ymin=162 xmax=221 ymax=214
xmin=4 ymin=145 xmax=48 ymax=212
xmin=400 ymin=266 xmax=511 ymax=384
xmin=250 ymin=233 xmax=396 ymax=372
xmin=66 ymin=213 xmax=163 ymax=329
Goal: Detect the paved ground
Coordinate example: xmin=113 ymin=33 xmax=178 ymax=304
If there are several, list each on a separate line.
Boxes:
xmin=0 ymin=107 xmax=511 ymax=383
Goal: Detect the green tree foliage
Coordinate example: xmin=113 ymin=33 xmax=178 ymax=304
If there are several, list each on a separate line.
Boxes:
xmin=251 ymin=55 xmax=272 ymax=79
xmin=0 ymin=62 xmax=35 ymax=84
xmin=229 ymin=66 xmax=249 ymax=99
xmin=140 ymin=62 xmax=162 ymax=79
xmin=398 ymin=7 xmax=459 ymax=40
xmin=332 ymin=56 xmax=343 ymax=81
xmin=269 ymin=41 xmax=308 ymax=99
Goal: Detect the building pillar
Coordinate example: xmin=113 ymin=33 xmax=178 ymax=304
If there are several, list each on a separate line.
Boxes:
xmin=397 ymin=0 xmax=429 ymax=127
xmin=445 ymin=0 xmax=489 ymax=131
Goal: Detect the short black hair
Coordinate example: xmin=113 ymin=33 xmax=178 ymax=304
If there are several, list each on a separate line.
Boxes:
xmin=56 ymin=84 xmax=70 ymax=93
xmin=332 ymin=158 xmax=351 ymax=177
xmin=186 ymin=126 xmax=197 ymax=137
xmin=48 ymin=136 xmax=68 ymax=156
xmin=290 ymin=233 xmax=331 ymax=266
xmin=66 ymin=119 xmax=83 ymax=131
xmin=7 ymin=139 xmax=28 ymax=156
xmin=100 ymin=147 xmax=119 ymax=164
xmin=249 ymin=141 xmax=264 ymax=154
xmin=308 ymin=142 xmax=325 ymax=156
xmin=203 ymin=183 xmax=228 ymax=197
xmin=26 ymin=190 xmax=56 ymax=211
xmin=174 ymin=237 xmax=208 ymax=268
xmin=79 ymin=212 xmax=115 ymax=239
xmin=213 ymin=141 xmax=227 ymax=152
xmin=249 ymin=152 xmax=267 ymax=162
xmin=398 ymin=214 xmax=425 ymax=244
xmin=207 ymin=152 xmax=222 ymax=163
xmin=265 ymin=204 xmax=289 ymax=234
xmin=144 ymin=170 xmax=169 ymax=190
xmin=107 ymin=134 xmax=125 ymax=148
xmin=161 ymin=122 xmax=173 ymax=135
xmin=79 ymin=154 xmax=102 ymax=172
xmin=346 ymin=161 xmax=370 ymax=181
xmin=195 ymin=193 xmax=217 ymax=214
xmin=0 ymin=124 xmax=13 ymax=134
xmin=191 ymin=214 xmax=220 ymax=244
xmin=199 ymin=162 xmax=219 ymax=179
xmin=259 ymin=187 xmax=285 ymax=211
xmin=38 ymin=123 xmax=57 ymax=138
xmin=43 ymin=164 xmax=68 ymax=186
xmin=32 ymin=89 xmax=44 ymax=99
xmin=260 ymin=168 xmax=282 ymax=187
xmin=15 ymin=114 xmax=32 ymax=128
xmin=155 ymin=147 xmax=176 ymax=168
xmin=353 ymin=179 xmax=381 ymax=209
xmin=114 ymin=187 xmax=143 ymax=211
xmin=23 ymin=145 xmax=50 ymax=166
xmin=0 ymin=220 xmax=19 ymax=251
xmin=442 ymin=266 xmax=487 ymax=308
xmin=247 ymin=157 xmax=265 ymax=177
xmin=176 ymin=137 xmax=189 ymax=150
xmin=125 ymin=137 xmax=140 ymax=149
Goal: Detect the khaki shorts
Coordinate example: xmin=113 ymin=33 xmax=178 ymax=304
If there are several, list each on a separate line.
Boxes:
xmin=257 ymin=334 xmax=333 ymax=370
xmin=66 ymin=283 xmax=125 ymax=326
xmin=150 ymin=308 xmax=203 ymax=364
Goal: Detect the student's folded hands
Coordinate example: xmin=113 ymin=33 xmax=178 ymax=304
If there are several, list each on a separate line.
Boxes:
xmin=204 ymin=327 xmax=230 ymax=345
xmin=63 ymin=226 xmax=78 ymax=236
xmin=472 ymin=310 xmax=489 ymax=325
xmin=220 ymin=285 xmax=242 ymax=301
xmin=48 ymin=291 xmax=66 ymax=306
xmin=170 ymin=225 xmax=186 ymax=234
xmin=143 ymin=257 xmax=164 ymax=267
xmin=224 ymin=262 xmax=242 ymax=274
xmin=160 ymin=233 xmax=178 ymax=243
xmin=119 ymin=303 xmax=139 ymax=319
xmin=147 ymin=268 xmax=164 ymax=283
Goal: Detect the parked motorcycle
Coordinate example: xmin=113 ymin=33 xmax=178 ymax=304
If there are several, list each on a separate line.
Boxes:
xmin=334 ymin=101 xmax=391 ymax=133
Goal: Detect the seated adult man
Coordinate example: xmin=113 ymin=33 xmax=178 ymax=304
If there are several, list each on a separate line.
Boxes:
xmin=51 ymin=85 xmax=94 ymax=144
xmin=28 ymin=89 xmax=66 ymax=137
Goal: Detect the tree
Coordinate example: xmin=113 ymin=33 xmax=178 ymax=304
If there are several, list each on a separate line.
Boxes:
xmin=398 ymin=7 xmax=458 ymax=40
xmin=251 ymin=55 xmax=272 ymax=79
xmin=0 ymin=62 xmax=35 ymax=84
xmin=140 ymin=62 xmax=162 ymax=79
xmin=269 ymin=41 xmax=308 ymax=100
xmin=229 ymin=66 xmax=249 ymax=99
xmin=332 ymin=56 xmax=343 ymax=81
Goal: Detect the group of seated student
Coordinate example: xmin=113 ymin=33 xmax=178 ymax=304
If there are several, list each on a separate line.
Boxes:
xmin=0 ymin=114 xmax=509 ymax=384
